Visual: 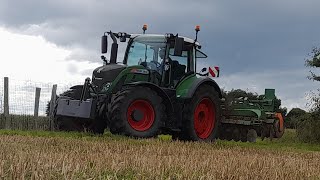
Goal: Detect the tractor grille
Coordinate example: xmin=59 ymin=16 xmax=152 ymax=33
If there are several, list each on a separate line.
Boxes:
xmin=91 ymin=64 xmax=126 ymax=92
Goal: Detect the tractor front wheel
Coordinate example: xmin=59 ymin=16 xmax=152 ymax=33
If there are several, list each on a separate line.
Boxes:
xmin=109 ymin=87 xmax=165 ymax=138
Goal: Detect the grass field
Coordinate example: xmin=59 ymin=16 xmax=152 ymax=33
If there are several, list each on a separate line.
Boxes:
xmin=0 ymin=129 xmax=319 ymax=179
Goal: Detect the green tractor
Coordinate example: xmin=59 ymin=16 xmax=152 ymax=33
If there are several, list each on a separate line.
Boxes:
xmin=54 ymin=25 xmax=222 ymax=141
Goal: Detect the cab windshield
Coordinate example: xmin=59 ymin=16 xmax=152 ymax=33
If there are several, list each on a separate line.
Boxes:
xmin=126 ymin=36 xmax=167 ymax=73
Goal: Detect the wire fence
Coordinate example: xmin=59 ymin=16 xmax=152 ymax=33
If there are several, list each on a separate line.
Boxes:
xmin=0 ymin=77 xmax=81 ymax=130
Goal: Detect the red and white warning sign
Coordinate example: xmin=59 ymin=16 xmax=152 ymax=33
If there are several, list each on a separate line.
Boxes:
xmin=208 ymin=66 xmax=220 ymax=77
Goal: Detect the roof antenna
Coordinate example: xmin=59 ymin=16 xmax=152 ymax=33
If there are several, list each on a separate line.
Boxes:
xmin=142 ymin=24 xmax=148 ymax=34
xmin=195 ymin=25 xmax=200 ymax=42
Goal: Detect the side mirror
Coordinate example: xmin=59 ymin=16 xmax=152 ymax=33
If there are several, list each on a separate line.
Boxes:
xmin=201 ymin=67 xmax=207 ymax=72
xmin=174 ymin=37 xmax=184 ymax=56
xmin=101 ymin=35 xmax=108 ymax=54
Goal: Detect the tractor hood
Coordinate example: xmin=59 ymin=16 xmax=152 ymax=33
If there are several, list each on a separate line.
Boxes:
xmin=92 ymin=64 xmax=126 ymax=91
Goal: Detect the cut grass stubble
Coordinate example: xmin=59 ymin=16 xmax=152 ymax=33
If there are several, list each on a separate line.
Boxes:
xmin=0 ymin=130 xmax=319 ymax=179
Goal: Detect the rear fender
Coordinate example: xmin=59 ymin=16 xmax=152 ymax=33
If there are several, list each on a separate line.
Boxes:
xmin=176 ymin=76 xmax=222 ymax=99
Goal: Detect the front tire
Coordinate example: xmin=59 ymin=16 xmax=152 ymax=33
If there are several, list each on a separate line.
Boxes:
xmin=180 ymin=85 xmax=221 ymax=142
xmin=109 ymin=86 xmax=165 ymax=138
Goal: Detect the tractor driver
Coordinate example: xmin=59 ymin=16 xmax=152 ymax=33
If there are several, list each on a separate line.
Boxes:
xmin=158 ymin=48 xmax=171 ymax=73
xmin=147 ymin=48 xmax=167 ymax=74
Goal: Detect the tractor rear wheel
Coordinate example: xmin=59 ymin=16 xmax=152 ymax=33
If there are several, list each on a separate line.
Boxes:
xmin=109 ymin=86 xmax=165 ymax=138
xmin=180 ymin=85 xmax=221 ymax=142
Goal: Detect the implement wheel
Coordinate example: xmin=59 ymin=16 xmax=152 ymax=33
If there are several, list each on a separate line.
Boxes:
xmin=109 ymin=86 xmax=165 ymax=138
xmin=247 ymin=129 xmax=257 ymax=143
xmin=232 ymin=128 xmax=241 ymax=142
xmin=240 ymin=128 xmax=248 ymax=142
xmin=180 ymin=85 xmax=221 ymax=142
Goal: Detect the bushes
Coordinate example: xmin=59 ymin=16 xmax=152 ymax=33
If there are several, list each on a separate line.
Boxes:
xmin=296 ymin=112 xmax=320 ymax=143
xmin=284 ymin=108 xmax=307 ymax=129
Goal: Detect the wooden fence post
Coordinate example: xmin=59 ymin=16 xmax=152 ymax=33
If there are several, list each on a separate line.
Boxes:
xmin=4 ymin=77 xmax=9 ymax=117
xmin=34 ymin=87 xmax=41 ymax=117
xmin=4 ymin=77 xmax=10 ymax=129
xmin=49 ymin=84 xmax=57 ymax=130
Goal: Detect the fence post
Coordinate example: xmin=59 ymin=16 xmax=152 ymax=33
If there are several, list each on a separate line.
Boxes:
xmin=4 ymin=77 xmax=9 ymax=117
xmin=49 ymin=84 xmax=57 ymax=130
xmin=4 ymin=77 xmax=10 ymax=129
xmin=34 ymin=87 xmax=41 ymax=117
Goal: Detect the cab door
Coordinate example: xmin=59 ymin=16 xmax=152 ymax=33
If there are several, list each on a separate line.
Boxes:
xmin=167 ymin=45 xmax=194 ymax=87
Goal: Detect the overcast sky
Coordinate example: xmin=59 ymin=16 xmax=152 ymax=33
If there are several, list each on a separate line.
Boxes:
xmin=1 ymin=0 xmax=320 ymax=111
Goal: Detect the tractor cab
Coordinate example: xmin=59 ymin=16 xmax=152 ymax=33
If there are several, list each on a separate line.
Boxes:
xmin=99 ymin=25 xmax=208 ymax=91
xmin=123 ymin=34 xmax=202 ymax=88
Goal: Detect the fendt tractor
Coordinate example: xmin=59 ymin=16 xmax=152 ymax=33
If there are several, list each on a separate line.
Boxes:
xmin=54 ymin=25 xmax=284 ymax=142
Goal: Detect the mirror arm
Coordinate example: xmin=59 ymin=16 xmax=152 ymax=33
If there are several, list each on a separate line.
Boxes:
xmin=108 ymin=31 xmax=117 ymax=44
xmin=108 ymin=31 xmax=118 ymax=64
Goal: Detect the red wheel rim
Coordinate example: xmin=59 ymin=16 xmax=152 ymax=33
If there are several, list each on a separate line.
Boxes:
xmin=127 ymin=100 xmax=155 ymax=131
xmin=194 ymin=98 xmax=216 ymax=139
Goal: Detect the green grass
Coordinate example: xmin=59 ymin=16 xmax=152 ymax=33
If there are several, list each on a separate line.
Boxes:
xmin=216 ymin=129 xmax=320 ymax=152
xmin=0 ymin=129 xmax=319 ymax=152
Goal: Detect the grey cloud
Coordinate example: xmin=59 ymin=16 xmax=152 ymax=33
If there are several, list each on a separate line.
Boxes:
xmin=1 ymin=0 xmax=320 ymax=109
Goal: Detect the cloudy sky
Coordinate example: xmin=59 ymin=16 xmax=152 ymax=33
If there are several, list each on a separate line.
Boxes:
xmin=1 ymin=0 xmax=320 ymax=111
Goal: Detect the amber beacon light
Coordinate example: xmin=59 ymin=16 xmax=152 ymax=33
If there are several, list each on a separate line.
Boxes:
xmin=195 ymin=25 xmax=200 ymax=32
xmin=142 ymin=24 xmax=148 ymax=34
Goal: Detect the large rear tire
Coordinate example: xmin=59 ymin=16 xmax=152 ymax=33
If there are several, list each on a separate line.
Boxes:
xmin=109 ymin=86 xmax=165 ymax=138
xmin=180 ymin=85 xmax=221 ymax=142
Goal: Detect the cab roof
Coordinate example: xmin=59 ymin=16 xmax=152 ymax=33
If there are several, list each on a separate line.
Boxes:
xmin=130 ymin=34 xmax=201 ymax=47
